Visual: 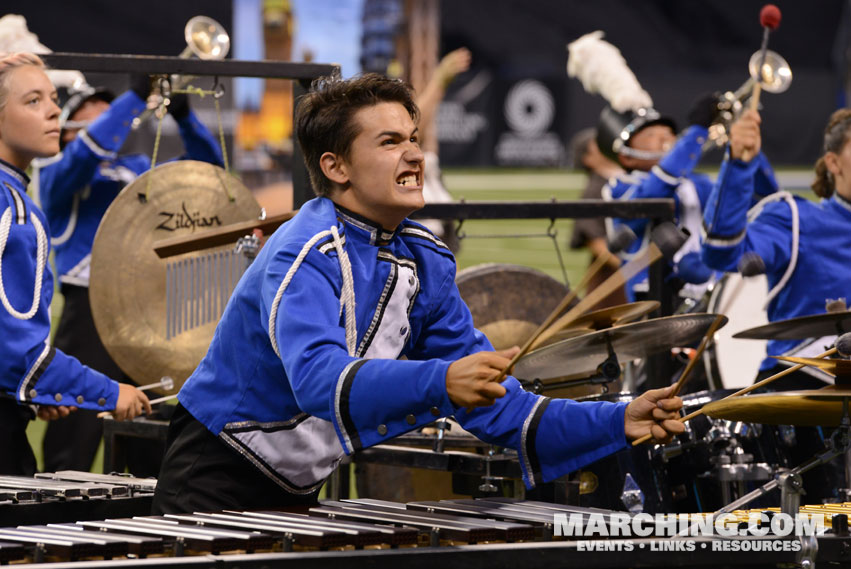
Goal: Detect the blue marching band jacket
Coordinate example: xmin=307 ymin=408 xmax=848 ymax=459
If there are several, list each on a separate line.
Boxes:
xmin=178 ymin=197 xmax=630 ymax=494
xmin=0 ymin=160 xmax=118 ymax=411
xmin=603 ymin=126 xmax=718 ymax=300
xmin=702 ymin=149 xmax=851 ymax=375
xmin=36 ymin=91 xmax=223 ymax=287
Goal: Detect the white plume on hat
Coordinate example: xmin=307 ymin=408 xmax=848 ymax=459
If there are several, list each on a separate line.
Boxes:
xmin=567 ymin=30 xmax=652 ymax=113
xmin=0 ymin=14 xmax=86 ymax=90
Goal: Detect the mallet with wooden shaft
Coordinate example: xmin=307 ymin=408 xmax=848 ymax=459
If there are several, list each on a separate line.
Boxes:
xmin=742 ymin=4 xmax=781 ymax=161
xmin=494 ymin=225 xmax=637 ymax=377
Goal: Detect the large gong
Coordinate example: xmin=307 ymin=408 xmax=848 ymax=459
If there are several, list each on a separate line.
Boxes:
xmin=90 ymin=161 xmax=262 ymax=394
xmin=456 ymin=263 xmax=569 ymax=350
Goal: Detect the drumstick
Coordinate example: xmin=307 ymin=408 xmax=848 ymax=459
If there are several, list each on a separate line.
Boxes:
xmin=515 ymin=249 xmax=613 ymax=349
xmin=494 ymin=243 xmax=662 ymax=382
xmin=631 ymin=346 xmax=837 ymax=446
xmin=494 ymin=225 xmax=636 ymax=368
xmin=529 ymin=243 xmax=661 ymax=351
xmin=669 ymin=313 xmax=727 ymax=398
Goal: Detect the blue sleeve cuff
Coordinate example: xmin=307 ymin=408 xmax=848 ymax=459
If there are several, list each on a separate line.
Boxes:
xmin=24 ymin=348 xmax=120 ymax=411
xmin=331 ymin=358 xmax=455 ymax=454
xmin=533 ymin=399 xmax=628 ymax=488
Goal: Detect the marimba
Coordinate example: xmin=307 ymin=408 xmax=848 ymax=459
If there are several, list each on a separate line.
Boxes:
xmin=2 ymin=494 xmax=851 ymax=568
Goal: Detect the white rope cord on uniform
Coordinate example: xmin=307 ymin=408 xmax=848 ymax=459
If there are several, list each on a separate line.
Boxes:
xmin=330 ymin=225 xmax=357 ymax=356
xmin=0 ymin=208 xmax=48 ymax=320
xmin=746 ymin=191 xmax=799 ymax=309
xmin=269 ymin=225 xmax=358 ymax=358
xmin=50 ymin=191 xmax=81 ymax=246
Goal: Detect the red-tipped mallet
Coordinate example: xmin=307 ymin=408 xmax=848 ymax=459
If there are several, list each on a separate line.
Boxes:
xmin=751 ymin=4 xmax=782 ymax=110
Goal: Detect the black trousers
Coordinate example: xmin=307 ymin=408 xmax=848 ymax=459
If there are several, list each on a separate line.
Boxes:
xmin=0 ymin=398 xmax=36 ymax=475
xmin=42 ymin=284 xmax=164 ymax=475
xmin=152 ymin=404 xmax=320 ymax=514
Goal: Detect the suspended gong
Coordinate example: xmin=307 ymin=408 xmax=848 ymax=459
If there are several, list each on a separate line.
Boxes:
xmin=89 ymin=161 xmax=262 ymax=395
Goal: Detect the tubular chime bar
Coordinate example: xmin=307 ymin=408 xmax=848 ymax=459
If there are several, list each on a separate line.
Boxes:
xmin=165 ymin=247 xmax=252 ymax=339
xmin=2 ymin=496 xmax=851 ymax=567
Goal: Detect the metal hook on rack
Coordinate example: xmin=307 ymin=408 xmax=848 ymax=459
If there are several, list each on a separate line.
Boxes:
xmin=455 ymin=219 xmax=467 ymax=241
xmin=546 ymin=216 xmax=569 ymax=285
xmin=212 ymin=76 xmax=226 ymax=99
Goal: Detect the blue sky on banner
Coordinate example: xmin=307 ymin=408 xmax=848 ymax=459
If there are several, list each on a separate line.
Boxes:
xmin=233 ymin=0 xmax=363 ymax=111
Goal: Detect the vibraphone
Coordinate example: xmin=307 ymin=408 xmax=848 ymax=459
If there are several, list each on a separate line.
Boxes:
xmin=2 ymin=494 xmax=851 ymax=568
xmin=0 ymin=472 xmax=155 ymax=528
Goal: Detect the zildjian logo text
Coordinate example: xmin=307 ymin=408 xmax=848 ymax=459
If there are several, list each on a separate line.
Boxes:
xmin=156 ymin=202 xmax=223 ymax=232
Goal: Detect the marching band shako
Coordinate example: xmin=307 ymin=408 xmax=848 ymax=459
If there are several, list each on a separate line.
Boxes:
xmin=596 ymin=105 xmax=677 ymax=162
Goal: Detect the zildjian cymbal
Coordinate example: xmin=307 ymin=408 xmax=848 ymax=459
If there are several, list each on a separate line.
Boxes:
xmin=89 ymin=161 xmax=262 ymax=395
xmin=734 ymin=311 xmax=851 ymax=340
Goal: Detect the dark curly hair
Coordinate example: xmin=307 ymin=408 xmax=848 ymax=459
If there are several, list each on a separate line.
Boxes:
xmin=812 ymin=108 xmax=851 ymax=198
xmin=295 ymin=73 xmax=420 ymax=197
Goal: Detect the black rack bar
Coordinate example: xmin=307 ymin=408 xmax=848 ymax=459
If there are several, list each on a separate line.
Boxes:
xmin=40 ymin=53 xmax=338 ymax=80
xmin=410 ymin=199 xmax=674 ymax=221
xmin=40 ymin=52 xmax=338 ymax=208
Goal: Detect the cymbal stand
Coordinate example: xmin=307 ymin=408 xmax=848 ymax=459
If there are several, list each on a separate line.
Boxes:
xmin=716 ymin=397 xmax=851 ymax=517
xmin=705 ymin=422 xmax=773 ymax=506
xmin=522 ymin=335 xmax=621 ymax=396
xmin=596 ymin=332 xmax=622 ymax=384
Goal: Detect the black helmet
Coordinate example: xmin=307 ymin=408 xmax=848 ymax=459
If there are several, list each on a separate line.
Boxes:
xmin=596 ymin=105 xmax=677 ymax=162
xmin=59 ymin=86 xmax=115 ymax=148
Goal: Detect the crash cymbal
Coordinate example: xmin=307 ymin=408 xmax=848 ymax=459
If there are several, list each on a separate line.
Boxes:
xmin=513 ymin=313 xmax=727 ymax=381
xmin=456 ymin=263 xmax=569 ymax=350
xmin=89 ymin=161 xmax=262 ymax=395
xmin=533 ymin=327 xmax=595 ymax=349
xmin=565 ymin=301 xmax=659 ymax=331
xmin=702 ymin=387 xmax=851 ymax=427
xmin=734 ymin=311 xmax=851 ymax=340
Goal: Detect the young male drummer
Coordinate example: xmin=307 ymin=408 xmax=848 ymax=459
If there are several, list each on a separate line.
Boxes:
xmin=152 ymin=73 xmax=685 ymax=514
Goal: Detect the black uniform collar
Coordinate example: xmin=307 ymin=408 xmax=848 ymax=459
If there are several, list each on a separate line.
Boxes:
xmin=333 ymin=203 xmax=402 ymax=246
xmin=0 ymin=158 xmax=30 ymax=187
